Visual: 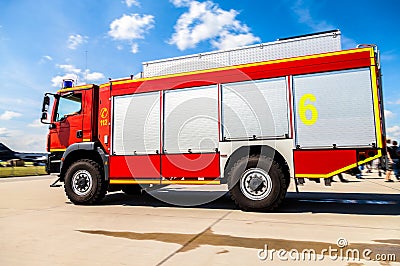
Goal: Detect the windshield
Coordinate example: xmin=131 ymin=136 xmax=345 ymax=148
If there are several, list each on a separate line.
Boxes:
xmin=55 ymin=93 xmax=82 ymax=122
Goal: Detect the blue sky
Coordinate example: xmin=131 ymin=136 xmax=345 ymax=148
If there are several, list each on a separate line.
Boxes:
xmin=0 ymin=0 xmax=399 ymax=152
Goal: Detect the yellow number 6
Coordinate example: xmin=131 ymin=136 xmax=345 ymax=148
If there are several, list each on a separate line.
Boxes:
xmin=299 ymin=94 xmax=318 ymax=126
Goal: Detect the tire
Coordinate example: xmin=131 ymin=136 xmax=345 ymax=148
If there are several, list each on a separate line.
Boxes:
xmin=122 ymin=185 xmax=142 ymax=195
xmin=228 ymin=155 xmax=287 ymax=211
xmin=64 ymin=159 xmax=108 ymax=205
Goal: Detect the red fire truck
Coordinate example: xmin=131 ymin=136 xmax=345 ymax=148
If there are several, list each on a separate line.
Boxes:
xmin=41 ymin=30 xmax=386 ymax=211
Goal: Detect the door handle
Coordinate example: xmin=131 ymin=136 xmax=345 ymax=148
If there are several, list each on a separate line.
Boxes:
xmin=76 ymin=130 xmax=83 ymax=138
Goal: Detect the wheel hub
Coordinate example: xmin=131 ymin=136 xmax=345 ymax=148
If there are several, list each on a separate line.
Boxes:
xmin=240 ymin=168 xmax=272 ymax=201
xmin=248 ymin=176 xmax=264 ymax=191
xmin=72 ymin=170 xmax=93 ymax=196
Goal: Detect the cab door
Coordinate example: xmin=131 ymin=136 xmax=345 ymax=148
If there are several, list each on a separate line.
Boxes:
xmin=49 ymin=91 xmax=84 ymax=151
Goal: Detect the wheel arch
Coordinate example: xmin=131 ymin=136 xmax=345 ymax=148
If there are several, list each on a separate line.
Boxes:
xmin=222 ymin=145 xmax=290 ymax=186
xmin=60 ymin=142 xmax=108 ymax=182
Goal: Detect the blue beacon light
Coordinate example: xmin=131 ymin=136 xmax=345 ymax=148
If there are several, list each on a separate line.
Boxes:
xmin=63 ymin=80 xmax=74 ymax=88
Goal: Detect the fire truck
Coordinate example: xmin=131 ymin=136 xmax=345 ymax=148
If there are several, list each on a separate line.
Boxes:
xmin=41 ymin=30 xmax=386 ymax=211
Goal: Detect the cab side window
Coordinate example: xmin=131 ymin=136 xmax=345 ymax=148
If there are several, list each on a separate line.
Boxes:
xmin=55 ymin=94 xmax=82 ymax=122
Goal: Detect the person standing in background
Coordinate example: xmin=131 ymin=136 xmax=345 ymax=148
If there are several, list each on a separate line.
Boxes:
xmin=390 ymin=140 xmax=399 ymax=180
xmin=385 ymin=139 xmax=399 ymax=182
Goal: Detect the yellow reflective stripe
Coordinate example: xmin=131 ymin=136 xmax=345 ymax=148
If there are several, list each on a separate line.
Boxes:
xmin=50 ymin=148 xmax=66 ymax=152
xmin=370 ymin=48 xmax=376 ymax=65
xmin=358 ymin=150 xmax=382 ymax=165
xmin=82 ymin=138 xmax=90 ymax=142
xmin=296 ymin=163 xmax=358 ymax=178
xmin=370 ymin=65 xmax=383 ymax=148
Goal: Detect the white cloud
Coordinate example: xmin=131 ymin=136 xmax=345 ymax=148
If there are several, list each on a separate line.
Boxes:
xmin=109 ymin=14 xmax=154 ymax=40
xmin=170 ymin=0 xmax=192 ymax=7
xmin=387 ymin=126 xmax=400 ymax=138
xmin=0 ymin=130 xmax=47 ymax=152
xmin=211 ymin=31 xmax=260 ymax=50
xmin=380 ymin=50 xmax=397 ymax=62
xmin=68 ymin=34 xmax=88 ymax=50
xmin=108 ymin=13 xmax=154 ymax=54
xmin=0 ymin=111 xmax=22 ymax=121
xmin=292 ymin=0 xmax=334 ymax=32
xmin=0 ymin=127 xmax=10 ymax=137
xmin=85 ymin=71 xmax=105 ymax=81
xmin=125 ymin=0 xmax=140 ymax=7
xmin=28 ymin=119 xmax=46 ymax=128
xmin=341 ymin=36 xmax=357 ymax=50
xmin=131 ymin=43 xmax=139 ymax=53
xmin=43 ymin=55 xmax=53 ymax=61
xmin=291 ymin=0 xmax=357 ymax=50
xmin=0 ymin=98 xmax=24 ymax=105
xmin=51 ymin=64 xmax=106 ymax=87
xmin=39 ymin=55 xmax=53 ymax=64
xmin=56 ymin=64 xmax=81 ymax=74
xmin=384 ymin=109 xmax=395 ymax=119
xmin=169 ymin=1 xmax=260 ymax=51
xmin=387 ymin=100 xmax=400 ymax=105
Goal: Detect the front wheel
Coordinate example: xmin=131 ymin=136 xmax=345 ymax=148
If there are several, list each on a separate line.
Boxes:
xmin=228 ymin=155 xmax=287 ymax=211
xmin=64 ymin=159 xmax=108 ymax=205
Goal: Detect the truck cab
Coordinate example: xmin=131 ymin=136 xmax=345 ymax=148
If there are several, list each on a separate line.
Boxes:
xmin=41 ymin=81 xmax=101 ymax=174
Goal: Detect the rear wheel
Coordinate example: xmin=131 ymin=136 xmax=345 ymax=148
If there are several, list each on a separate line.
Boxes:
xmin=64 ymin=159 xmax=108 ymax=205
xmin=228 ymin=155 xmax=287 ymax=211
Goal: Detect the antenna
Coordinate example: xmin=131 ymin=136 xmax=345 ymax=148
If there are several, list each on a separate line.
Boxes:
xmin=85 ymin=50 xmax=88 ymax=83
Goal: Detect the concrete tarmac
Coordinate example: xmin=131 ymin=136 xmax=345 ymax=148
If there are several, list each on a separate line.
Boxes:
xmin=0 ymin=172 xmax=399 ymax=265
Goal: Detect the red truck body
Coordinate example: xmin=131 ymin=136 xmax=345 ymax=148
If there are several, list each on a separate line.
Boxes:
xmin=41 ymin=31 xmax=386 ymax=210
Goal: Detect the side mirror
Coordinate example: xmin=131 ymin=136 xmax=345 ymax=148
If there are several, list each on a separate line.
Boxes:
xmin=40 ymin=95 xmax=53 ymax=125
xmin=42 ymin=96 xmax=50 ymax=112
